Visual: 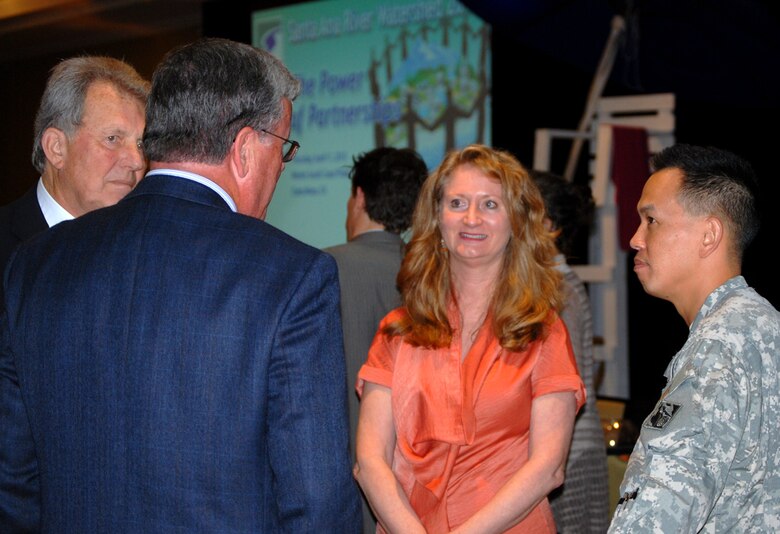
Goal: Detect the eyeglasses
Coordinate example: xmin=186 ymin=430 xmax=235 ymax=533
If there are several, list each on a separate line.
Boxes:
xmin=261 ymin=129 xmax=300 ymax=163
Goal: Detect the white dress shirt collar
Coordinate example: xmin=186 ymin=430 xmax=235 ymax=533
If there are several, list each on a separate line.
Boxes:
xmin=36 ymin=178 xmax=74 ymax=228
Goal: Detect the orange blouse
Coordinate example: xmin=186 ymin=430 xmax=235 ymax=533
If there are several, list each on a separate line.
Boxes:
xmin=357 ymin=307 xmax=585 ymax=533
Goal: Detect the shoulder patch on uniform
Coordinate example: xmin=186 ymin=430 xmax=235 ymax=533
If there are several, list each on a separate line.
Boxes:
xmin=645 ymin=401 xmax=681 ymax=429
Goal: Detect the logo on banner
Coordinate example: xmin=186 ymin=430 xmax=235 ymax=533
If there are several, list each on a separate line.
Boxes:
xmin=254 ymin=17 xmax=284 ymax=58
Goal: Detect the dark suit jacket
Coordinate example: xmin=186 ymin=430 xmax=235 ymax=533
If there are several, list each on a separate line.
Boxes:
xmin=0 ymin=174 xmax=361 ymax=533
xmin=0 ymin=185 xmax=48 ymax=276
xmin=324 ymin=231 xmax=405 ymax=454
xmin=324 ymin=231 xmax=405 ymax=534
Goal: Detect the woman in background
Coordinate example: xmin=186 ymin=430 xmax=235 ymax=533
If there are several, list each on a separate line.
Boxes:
xmin=354 ymin=144 xmax=585 ymax=533
xmin=531 ymin=169 xmax=610 ymax=533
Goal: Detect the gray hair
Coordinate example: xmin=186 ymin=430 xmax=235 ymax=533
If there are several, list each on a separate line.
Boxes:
xmin=31 ymin=56 xmax=150 ymax=174
xmin=142 ymin=38 xmax=301 ymax=164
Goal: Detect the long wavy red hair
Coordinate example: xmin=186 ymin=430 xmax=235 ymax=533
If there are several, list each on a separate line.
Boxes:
xmin=383 ymin=144 xmax=563 ymax=351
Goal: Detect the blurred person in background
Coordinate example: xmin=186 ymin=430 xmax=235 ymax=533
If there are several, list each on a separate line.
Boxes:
xmin=531 ymin=169 xmax=610 ymax=533
xmin=324 ymin=146 xmax=427 ymax=533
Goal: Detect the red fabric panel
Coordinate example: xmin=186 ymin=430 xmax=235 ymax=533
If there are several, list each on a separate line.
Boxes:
xmin=611 ymin=125 xmax=650 ymax=250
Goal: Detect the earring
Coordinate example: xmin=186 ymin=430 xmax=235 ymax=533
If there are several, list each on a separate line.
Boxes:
xmin=440 ymin=238 xmax=447 ymax=250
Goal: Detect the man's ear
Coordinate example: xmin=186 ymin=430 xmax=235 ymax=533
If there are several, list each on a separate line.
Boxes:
xmin=354 ymin=186 xmax=366 ymax=210
xmin=701 ymin=216 xmax=723 ymax=258
xmin=230 ymin=126 xmax=256 ymax=180
xmin=41 ymin=128 xmax=67 ymax=170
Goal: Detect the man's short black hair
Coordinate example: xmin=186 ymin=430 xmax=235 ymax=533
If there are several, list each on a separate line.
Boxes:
xmin=350 ymin=147 xmax=428 ymax=234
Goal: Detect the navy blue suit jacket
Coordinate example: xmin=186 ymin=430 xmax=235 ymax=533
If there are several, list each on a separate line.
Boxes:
xmin=0 ymin=185 xmax=48 ymax=276
xmin=0 ymin=174 xmax=361 ymax=533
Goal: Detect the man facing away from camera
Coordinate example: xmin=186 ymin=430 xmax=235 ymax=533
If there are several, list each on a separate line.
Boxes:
xmin=0 ymin=37 xmax=361 ymax=533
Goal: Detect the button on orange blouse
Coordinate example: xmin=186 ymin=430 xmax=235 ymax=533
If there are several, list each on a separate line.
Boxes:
xmin=357 ymin=307 xmax=586 ymax=533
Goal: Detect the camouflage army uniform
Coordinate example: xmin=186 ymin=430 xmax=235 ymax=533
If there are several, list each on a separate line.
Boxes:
xmin=609 ymin=276 xmax=780 ymax=533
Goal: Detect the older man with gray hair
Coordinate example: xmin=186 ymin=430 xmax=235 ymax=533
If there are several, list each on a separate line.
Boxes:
xmin=0 ymin=55 xmax=149 ymax=272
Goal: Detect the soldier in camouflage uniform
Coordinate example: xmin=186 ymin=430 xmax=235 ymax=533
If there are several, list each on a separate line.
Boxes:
xmin=609 ymin=144 xmax=780 ymax=533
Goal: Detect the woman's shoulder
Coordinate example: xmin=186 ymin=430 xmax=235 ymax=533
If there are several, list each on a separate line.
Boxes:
xmin=543 ymin=311 xmax=570 ymax=341
xmin=377 ymin=306 xmax=411 ymax=334
xmin=382 ymin=305 xmax=408 ymax=321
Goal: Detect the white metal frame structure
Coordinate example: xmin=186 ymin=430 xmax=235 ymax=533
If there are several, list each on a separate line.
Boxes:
xmin=533 ymin=93 xmax=675 ymax=398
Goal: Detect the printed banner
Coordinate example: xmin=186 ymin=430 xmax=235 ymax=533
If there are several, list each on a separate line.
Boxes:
xmin=252 ymin=0 xmax=491 ymax=248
